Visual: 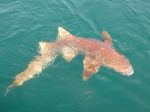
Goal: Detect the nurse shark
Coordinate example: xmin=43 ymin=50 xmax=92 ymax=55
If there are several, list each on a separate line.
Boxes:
xmin=5 ymin=27 xmax=134 ymax=95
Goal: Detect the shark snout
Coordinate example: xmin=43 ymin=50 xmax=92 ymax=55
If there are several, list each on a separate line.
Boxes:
xmin=125 ymin=66 xmax=134 ymax=76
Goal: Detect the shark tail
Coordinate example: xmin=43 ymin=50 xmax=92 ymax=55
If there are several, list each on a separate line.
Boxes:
xmin=5 ymin=41 xmax=57 ymax=96
xmin=5 ymin=27 xmax=79 ymax=96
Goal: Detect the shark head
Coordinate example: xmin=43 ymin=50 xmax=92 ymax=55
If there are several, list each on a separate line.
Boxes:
xmin=112 ymin=56 xmax=133 ymax=76
xmin=102 ymin=52 xmax=134 ymax=76
xmin=101 ymin=31 xmax=134 ymax=76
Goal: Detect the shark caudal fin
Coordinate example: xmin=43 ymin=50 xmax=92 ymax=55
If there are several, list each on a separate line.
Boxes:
xmin=58 ymin=27 xmax=78 ymax=62
xmin=5 ymin=42 xmax=57 ymax=96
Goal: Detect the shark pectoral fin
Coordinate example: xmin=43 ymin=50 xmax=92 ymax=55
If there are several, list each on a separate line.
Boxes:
xmin=61 ymin=47 xmax=78 ymax=62
xmin=102 ymin=31 xmax=113 ymax=46
xmin=82 ymin=55 xmax=102 ymax=80
xmin=83 ymin=70 xmax=92 ymax=81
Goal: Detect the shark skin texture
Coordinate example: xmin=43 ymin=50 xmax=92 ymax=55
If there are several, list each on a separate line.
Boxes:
xmin=5 ymin=27 xmax=134 ymax=95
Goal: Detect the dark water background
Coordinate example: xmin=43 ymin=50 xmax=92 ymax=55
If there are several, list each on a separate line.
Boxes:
xmin=0 ymin=0 xmax=150 ymax=112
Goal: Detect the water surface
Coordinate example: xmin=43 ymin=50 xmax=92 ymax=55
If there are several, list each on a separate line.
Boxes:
xmin=0 ymin=0 xmax=150 ymax=112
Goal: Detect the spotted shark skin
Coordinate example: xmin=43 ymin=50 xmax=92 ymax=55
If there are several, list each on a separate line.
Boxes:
xmin=5 ymin=27 xmax=134 ymax=95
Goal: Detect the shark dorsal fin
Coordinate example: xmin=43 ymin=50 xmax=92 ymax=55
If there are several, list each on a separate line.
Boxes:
xmin=102 ymin=31 xmax=113 ymax=46
xmin=58 ymin=27 xmax=73 ymax=40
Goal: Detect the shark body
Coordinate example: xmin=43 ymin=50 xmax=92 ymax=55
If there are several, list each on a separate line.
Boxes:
xmin=5 ymin=27 xmax=134 ymax=95
xmin=57 ymin=27 xmax=134 ymax=79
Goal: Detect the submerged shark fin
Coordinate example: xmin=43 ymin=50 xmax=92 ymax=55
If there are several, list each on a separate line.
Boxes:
xmin=58 ymin=27 xmax=78 ymax=61
xmin=61 ymin=47 xmax=78 ymax=62
xmin=83 ymin=55 xmax=102 ymax=80
xmin=58 ymin=27 xmax=73 ymax=40
xmin=102 ymin=31 xmax=113 ymax=46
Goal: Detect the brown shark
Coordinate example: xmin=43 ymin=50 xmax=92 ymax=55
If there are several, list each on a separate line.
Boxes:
xmin=5 ymin=27 xmax=134 ymax=95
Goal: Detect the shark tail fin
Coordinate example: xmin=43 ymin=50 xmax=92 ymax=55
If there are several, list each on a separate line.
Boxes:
xmin=4 ymin=83 xmax=15 ymax=96
xmin=5 ymin=42 xmax=57 ymax=95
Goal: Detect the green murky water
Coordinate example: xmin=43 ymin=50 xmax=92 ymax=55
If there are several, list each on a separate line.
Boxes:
xmin=0 ymin=0 xmax=150 ymax=112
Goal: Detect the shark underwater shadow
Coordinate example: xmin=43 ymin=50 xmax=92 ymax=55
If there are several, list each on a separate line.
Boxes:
xmin=5 ymin=27 xmax=134 ymax=96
